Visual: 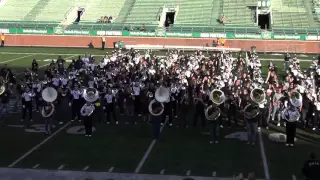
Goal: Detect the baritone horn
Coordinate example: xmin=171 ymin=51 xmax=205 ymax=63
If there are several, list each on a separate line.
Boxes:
xmin=205 ymin=89 xmax=225 ymax=121
xmin=41 ymin=87 xmax=58 ymax=117
xmin=148 ymin=86 xmax=170 ymax=116
xmin=244 ymin=88 xmax=266 ymax=119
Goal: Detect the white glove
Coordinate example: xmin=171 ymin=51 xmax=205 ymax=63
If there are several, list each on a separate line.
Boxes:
xmin=103 ymin=106 xmax=106 ymax=110
xmin=69 ymin=102 xmax=72 ymax=106
xmin=22 ymin=105 xmax=25 ymax=108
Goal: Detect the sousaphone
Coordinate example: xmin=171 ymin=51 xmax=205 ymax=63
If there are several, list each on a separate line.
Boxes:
xmin=83 ymin=87 xmax=99 ymax=103
xmin=244 ymin=88 xmax=266 ymax=119
xmin=205 ymin=89 xmax=226 ymax=121
xmin=148 ymin=86 xmax=170 ymax=116
xmin=41 ymin=87 xmax=58 ymax=117
xmin=289 ymin=91 xmax=302 ymax=107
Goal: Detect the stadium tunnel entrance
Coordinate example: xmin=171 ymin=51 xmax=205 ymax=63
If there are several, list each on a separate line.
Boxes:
xmin=165 ymin=12 xmax=175 ymax=27
xmin=258 ymin=13 xmax=270 ymax=29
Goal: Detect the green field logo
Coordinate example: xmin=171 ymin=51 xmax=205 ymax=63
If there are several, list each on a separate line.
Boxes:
xmin=54 ymin=27 xmax=64 ymax=35
xmin=261 ymin=31 xmax=272 ymax=39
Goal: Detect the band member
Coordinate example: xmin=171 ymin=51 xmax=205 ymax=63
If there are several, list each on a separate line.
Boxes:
xmin=208 ymin=105 xmax=220 ymax=144
xmin=101 ymin=36 xmax=105 ymax=50
xmin=21 ymin=87 xmax=35 ymax=121
xmin=244 ymin=103 xmax=259 ymax=146
xmin=81 ymin=101 xmax=95 ymax=137
xmin=70 ymin=85 xmax=83 ymax=122
xmin=32 ymin=79 xmax=42 ymax=111
xmin=132 ymin=82 xmax=141 ymax=116
xmin=56 ymin=87 xmax=70 ymax=124
xmin=41 ymin=102 xmax=55 ymax=135
xmin=283 ymin=102 xmax=300 ymax=147
xmin=104 ymin=88 xmax=118 ymax=124
xmin=302 ymin=152 xmax=320 ymax=180
xmin=178 ymin=93 xmax=188 ymax=127
xmin=31 ymin=59 xmax=38 ymax=73
xmin=272 ymin=87 xmax=284 ymax=126
xmin=124 ymin=87 xmax=135 ymax=124
xmin=193 ymin=93 xmax=207 ymax=127
xmin=150 ymin=101 xmax=163 ymax=140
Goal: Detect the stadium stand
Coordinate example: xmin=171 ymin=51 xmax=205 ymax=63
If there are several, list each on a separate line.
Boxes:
xmin=271 ymin=0 xmax=318 ymax=27
xmin=221 ymin=0 xmax=257 ymax=25
xmin=0 ymin=0 xmax=41 ymax=21
xmin=80 ymin=0 xmax=126 ymax=22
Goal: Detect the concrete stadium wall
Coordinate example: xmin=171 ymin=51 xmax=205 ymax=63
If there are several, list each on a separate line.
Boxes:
xmin=5 ymin=34 xmax=320 ymax=54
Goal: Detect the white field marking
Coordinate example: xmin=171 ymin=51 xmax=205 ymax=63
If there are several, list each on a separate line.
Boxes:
xmin=0 ymin=52 xmax=314 ymax=62
xmin=8 ymin=122 xmax=71 ymax=168
xmin=83 ymin=166 xmax=90 ymax=171
xmin=292 ymin=175 xmax=297 ymax=180
xmin=134 ymin=120 xmax=168 ymax=173
xmin=258 ymin=131 xmax=270 ymax=180
xmin=160 ymin=169 xmax=165 ymax=175
xmin=186 ymin=170 xmax=191 ymax=176
xmin=0 ymin=54 xmax=33 ymax=64
xmin=32 ymin=164 xmax=40 ymax=169
xmin=58 ymin=164 xmax=65 ymax=170
xmin=108 ymin=166 xmax=114 ymax=172
xmin=212 ymin=171 xmax=216 ymax=177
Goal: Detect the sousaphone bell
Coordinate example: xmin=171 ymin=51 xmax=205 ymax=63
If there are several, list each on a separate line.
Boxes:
xmin=41 ymin=87 xmax=58 ymax=117
xmin=243 ymin=88 xmax=266 ymax=119
xmin=205 ymin=89 xmax=226 ymax=121
xmin=148 ymin=86 xmax=170 ymax=116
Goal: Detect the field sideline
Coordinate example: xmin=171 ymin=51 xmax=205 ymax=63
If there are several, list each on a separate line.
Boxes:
xmin=0 ymin=47 xmax=319 ymax=180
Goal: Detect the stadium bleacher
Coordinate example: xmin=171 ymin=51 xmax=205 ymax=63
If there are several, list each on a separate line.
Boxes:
xmin=0 ymin=0 xmax=319 ymax=34
xmin=221 ymin=0 xmax=257 ymax=25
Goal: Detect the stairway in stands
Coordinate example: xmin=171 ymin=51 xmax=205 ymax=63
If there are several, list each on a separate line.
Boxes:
xmin=23 ymin=0 xmax=53 ymax=21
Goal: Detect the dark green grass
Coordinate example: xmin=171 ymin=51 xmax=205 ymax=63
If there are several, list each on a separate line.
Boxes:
xmin=14 ymin=120 xmax=153 ymax=172
xmin=141 ymin=126 xmax=264 ymax=178
xmin=261 ymin=124 xmax=320 ymax=180
xmin=0 ymin=113 xmax=58 ymax=167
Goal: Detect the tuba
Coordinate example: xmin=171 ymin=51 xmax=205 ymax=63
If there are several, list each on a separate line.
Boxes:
xmin=244 ymin=88 xmax=266 ymax=119
xmin=0 ymin=84 xmax=5 ymax=95
xmin=205 ymin=89 xmax=225 ymax=121
xmin=82 ymin=88 xmax=99 ymax=116
xmin=148 ymin=86 xmax=170 ymax=116
xmin=41 ymin=87 xmax=58 ymax=117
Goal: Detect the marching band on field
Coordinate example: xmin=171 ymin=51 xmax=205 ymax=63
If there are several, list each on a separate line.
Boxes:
xmin=0 ymin=49 xmax=319 ymax=148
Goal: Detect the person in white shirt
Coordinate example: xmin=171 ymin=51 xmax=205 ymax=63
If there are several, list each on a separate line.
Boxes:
xmin=70 ymin=85 xmax=83 ymax=122
xmin=21 ymin=87 xmax=35 ymax=121
xmin=104 ymin=89 xmax=118 ymax=124
xmin=81 ymin=101 xmax=95 ymax=137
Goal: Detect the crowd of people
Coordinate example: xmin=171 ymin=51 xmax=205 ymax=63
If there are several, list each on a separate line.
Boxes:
xmin=0 ymin=48 xmax=320 ymax=179
xmin=97 ymin=16 xmax=113 ymax=23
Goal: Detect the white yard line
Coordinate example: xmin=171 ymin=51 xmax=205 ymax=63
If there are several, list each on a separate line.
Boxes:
xmin=212 ymin=171 xmax=216 ymax=177
xmin=0 ymin=54 xmax=34 ymax=64
xmin=83 ymin=166 xmax=90 ymax=171
xmin=160 ymin=169 xmax=165 ymax=175
xmin=186 ymin=170 xmax=191 ymax=176
xmin=8 ymin=122 xmax=71 ymax=168
xmin=258 ymin=131 xmax=270 ymax=180
xmin=0 ymin=51 xmax=315 ymax=62
xmin=108 ymin=166 xmax=114 ymax=172
xmin=58 ymin=165 xmax=65 ymax=170
xmin=32 ymin=164 xmax=40 ymax=169
xmin=134 ymin=120 xmax=167 ymax=173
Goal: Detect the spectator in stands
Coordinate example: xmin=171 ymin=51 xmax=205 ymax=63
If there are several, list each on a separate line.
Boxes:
xmin=0 ymin=33 xmax=4 ymax=47
xmin=220 ymin=14 xmax=226 ymax=25
xmin=108 ymin=16 xmax=113 ymax=23
xmin=139 ymin=24 xmax=146 ymax=31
